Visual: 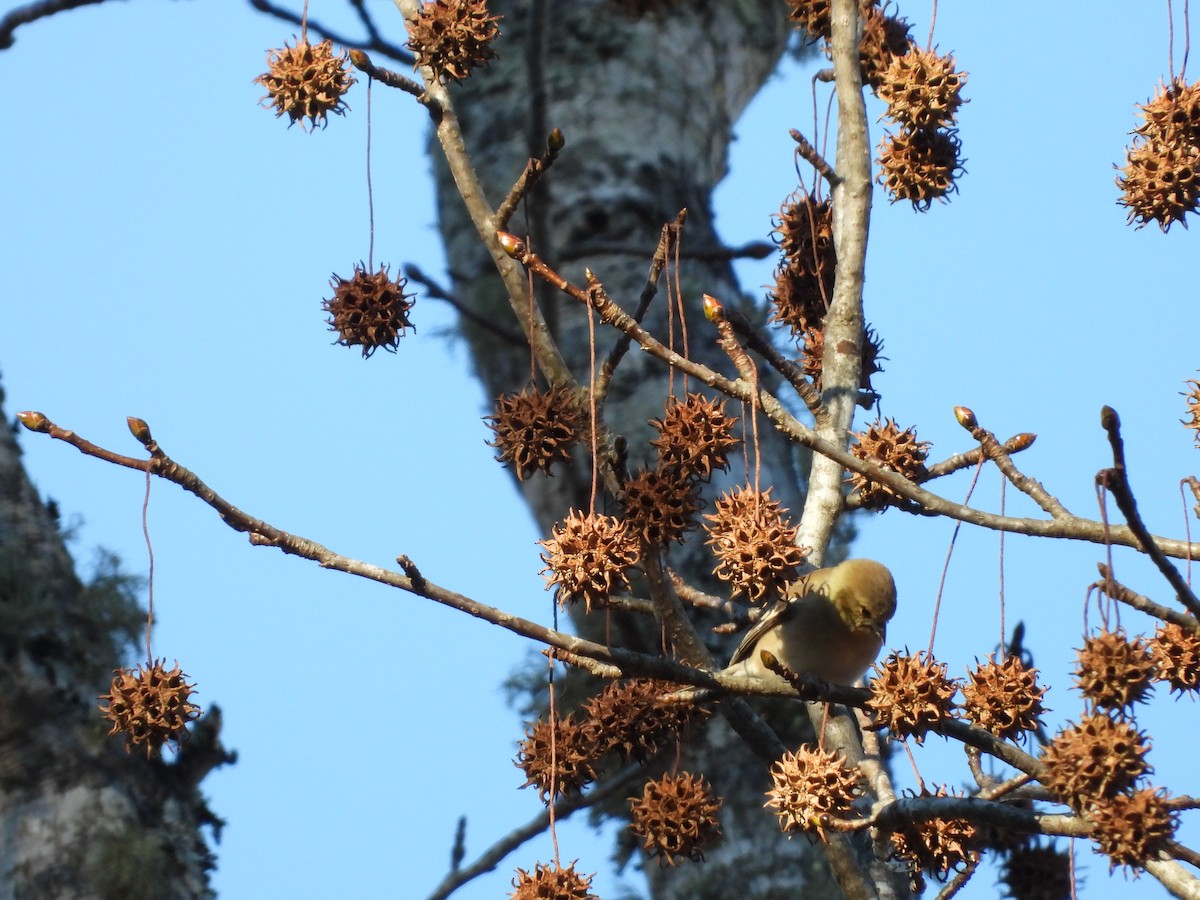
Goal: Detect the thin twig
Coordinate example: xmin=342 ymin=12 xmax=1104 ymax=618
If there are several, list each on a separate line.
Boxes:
xmin=1093 ymin=564 xmax=1199 ymax=631
xmin=425 ymin=764 xmax=646 ymax=900
xmin=0 ymin=0 xmax=103 ymax=50
xmin=404 ymin=264 xmax=526 ymax=346
xmin=1098 ymin=406 xmax=1200 ymax=617
xmin=348 ymin=49 xmax=425 ymax=98
xmin=955 ymin=409 xmax=1069 ymax=517
xmin=494 ymin=129 xmax=564 ymax=232
xmin=493 ymin=241 xmax=1200 ymax=560
xmin=789 ymin=128 xmax=842 ymax=187
xmin=250 ymin=0 xmax=414 ymax=65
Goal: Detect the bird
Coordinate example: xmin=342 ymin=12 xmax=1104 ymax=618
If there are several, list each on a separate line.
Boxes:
xmin=725 ymin=558 xmax=896 ymax=687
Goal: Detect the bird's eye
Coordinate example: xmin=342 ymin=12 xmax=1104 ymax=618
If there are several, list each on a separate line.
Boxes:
xmin=859 ymin=606 xmax=871 ymax=624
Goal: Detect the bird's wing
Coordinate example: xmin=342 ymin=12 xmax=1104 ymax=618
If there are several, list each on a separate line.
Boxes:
xmin=726 ymin=567 xmax=827 ymax=666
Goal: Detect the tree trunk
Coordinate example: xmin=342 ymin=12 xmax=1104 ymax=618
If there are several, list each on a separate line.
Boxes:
xmin=431 ymin=2 xmax=847 ymax=895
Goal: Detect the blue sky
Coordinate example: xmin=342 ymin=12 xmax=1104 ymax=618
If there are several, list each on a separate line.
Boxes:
xmin=3 ymin=2 xmax=1198 ymax=898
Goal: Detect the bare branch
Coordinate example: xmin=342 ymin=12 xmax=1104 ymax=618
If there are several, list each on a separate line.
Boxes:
xmin=0 ymin=0 xmax=103 ymax=50
xmin=249 ymin=0 xmax=414 ymax=66
xmin=1099 ymin=406 xmax=1200 ymax=617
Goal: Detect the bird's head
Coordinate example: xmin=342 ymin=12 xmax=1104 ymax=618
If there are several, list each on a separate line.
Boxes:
xmin=828 ymin=558 xmax=897 ymax=640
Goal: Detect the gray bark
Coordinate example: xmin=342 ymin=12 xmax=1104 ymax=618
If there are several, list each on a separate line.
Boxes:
xmin=430 ymin=2 xmax=849 ymax=896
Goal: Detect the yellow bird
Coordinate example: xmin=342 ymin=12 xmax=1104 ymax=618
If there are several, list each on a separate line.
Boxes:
xmin=726 ymin=558 xmax=896 ymax=686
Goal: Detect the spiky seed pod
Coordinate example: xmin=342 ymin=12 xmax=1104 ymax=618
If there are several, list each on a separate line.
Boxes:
xmin=255 ymin=38 xmax=355 ymax=131
xmin=485 ymin=386 xmax=584 ymax=480
xmin=876 ymin=47 xmax=968 ymax=130
xmin=877 ymin=126 xmax=964 ymax=210
xmin=629 ymin=772 xmax=723 ymax=865
xmin=406 ymin=0 xmax=501 ymax=84
xmin=770 ymin=262 xmax=830 ymax=336
xmin=323 ymin=264 xmax=415 ymax=357
xmin=514 ymin=715 xmax=597 ymax=802
xmin=1117 ymin=136 xmax=1200 ymax=231
xmin=1040 ymin=713 xmax=1151 ymax=809
xmin=764 ymin=745 xmax=862 ymax=840
xmin=772 ymin=193 xmax=836 ymax=323
xmin=99 ymin=659 xmax=200 ymax=756
xmin=703 ymin=486 xmax=808 ymax=604
xmin=999 ymin=842 xmax=1073 ymax=900
xmin=1118 ymin=78 xmax=1200 ymax=231
xmin=887 ymin=786 xmax=980 ymax=889
xmin=580 ymin=679 xmax=709 ymax=765
xmin=648 ymin=393 xmax=741 ymax=481
xmin=867 ymin=651 xmax=959 ymax=743
xmin=620 ymin=468 xmax=702 ymax=546
xmin=785 ymin=0 xmax=833 ymax=40
xmin=508 ymin=861 xmax=598 ymax=900
xmin=1149 ymin=622 xmax=1200 ymax=693
xmin=800 ymin=326 xmax=885 ymax=392
xmin=1133 ymin=77 xmax=1200 ymax=144
xmin=1073 ymin=629 xmax=1156 ymax=712
xmin=857 ymin=4 xmax=915 ymax=90
xmin=539 ymin=511 xmax=640 ymax=611
xmin=1088 ymin=787 xmax=1178 ymax=873
xmin=961 ymin=654 xmax=1047 ymax=743
xmin=848 ymin=418 xmax=930 ymax=510
xmin=1182 ymin=378 xmax=1200 ymax=447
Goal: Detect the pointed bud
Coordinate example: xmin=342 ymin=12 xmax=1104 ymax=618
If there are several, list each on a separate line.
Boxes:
xmin=1010 ymin=432 xmax=1036 ymax=452
xmin=547 ymin=128 xmax=565 ymax=152
xmin=759 ymin=649 xmax=779 ymax=669
xmin=702 ymin=293 xmax=724 ymax=322
xmin=496 ymin=232 xmax=526 ymax=259
xmin=953 ymin=406 xmax=977 ymax=429
xmin=16 ymin=411 xmax=49 ymax=433
xmin=127 ymin=417 xmax=153 ymax=444
xmin=349 ymin=49 xmax=370 ymax=71
xmin=584 ymin=268 xmax=599 ymax=287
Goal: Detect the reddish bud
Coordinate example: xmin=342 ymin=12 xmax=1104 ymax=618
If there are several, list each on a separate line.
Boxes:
xmin=953 ymin=406 xmax=977 ymax=429
xmin=127 ymin=417 xmax=153 ymax=444
xmin=16 ymin=411 xmax=49 ymax=433
xmin=702 ymin=293 xmax=724 ymax=322
xmin=496 ymin=231 xmax=525 ymax=259
xmin=547 ymin=128 xmax=565 ymax=152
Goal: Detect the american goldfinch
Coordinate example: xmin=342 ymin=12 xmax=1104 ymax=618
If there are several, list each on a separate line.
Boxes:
xmin=726 ymin=558 xmax=896 ymax=686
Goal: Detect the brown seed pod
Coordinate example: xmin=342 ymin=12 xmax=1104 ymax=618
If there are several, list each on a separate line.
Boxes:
xmin=961 ymin=654 xmax=1047 ymax=743
xmin=407 ymin=0 xmax=501 ymax=84
xmin=99 ymin=659 xmax=200 ymax=756
xmin=538 ymin=510 xmax=640 ymax=611
xmin=764 ymin=745 xmax=862 ymax=840
xmin=629 ymin=772 xmax=723 ymax=865
xmin=1148 ymin=621 xmax=1200 ymax=693
xmin=998 ymin=842 xmax=1073 ymax=900
xmin=1182 ymin=378 xmax=1200 ymax=447
xmin=703 ymin=486 xmax=808 ymax=604
xmin=887 ymin=785 xmax=980 ymax=889
xmin=866 ymin=650 xmax=959 ymax=743
xmin=579 ymin=678 xmax=709 ymax=766
xmin=620 ymin=467 xmax=702 ymax=546
xmin=876 ymin=47 xmax=968 ymax=130
xmin=514 ymin=715 xmax=597 ymax=802
xmin=649 ymin=393 xmax=741 ymax=481
xmin=509 ymin=861 xmax=598 ymax=900
xmin=848 ymin=417 xmax=930 ymax=510
xmin=1088 ymin=786 xmax=1178 ymax=873
xmin=1040 ymin=712 xmax=1150 ymax=809
xmin=1073 ymin=628 xmax=1156 ymax=712
xmin=485 ymin=385 xmax=584 ymax=481
xmin=876 ymin=126 xmax=964 ymax=210
xmin=255 ymin=38 xmax=355 ymax=131
xmin=323 ymin=264 xmax=415 ymax=357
